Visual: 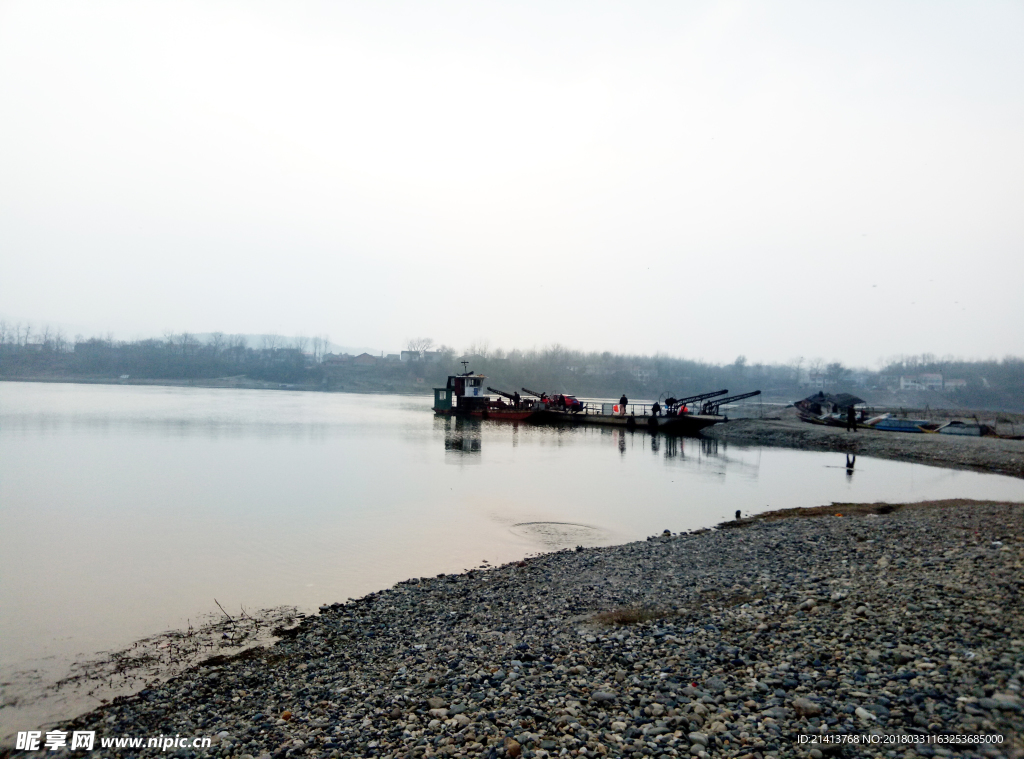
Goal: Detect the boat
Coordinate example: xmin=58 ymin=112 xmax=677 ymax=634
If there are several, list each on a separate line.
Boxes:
xmin=935 ymin=420 xmax=982 ymax=436
xmin=531 ymin=389 xmax=761 ymax=435
xmin=432 ymin=367 xmax=537 ymax=421
xmin=795 ymin=392 xmax=867 ymax=427
xmin=533 ymin=405 xmax=724 ymax=434
xmin=433 ymin=365 xmax=759 ymax=435
xmin=864 ymin=414 xmax=936 ymax=433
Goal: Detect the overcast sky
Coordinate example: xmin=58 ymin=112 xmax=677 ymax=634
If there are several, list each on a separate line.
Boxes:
xmin=1 ymin=1 xmax=1021 ymax=367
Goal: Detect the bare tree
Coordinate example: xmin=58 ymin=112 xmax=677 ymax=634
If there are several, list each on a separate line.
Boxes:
xmin=207 ymin=332 xmax=227 ymax=355
xmin=788 ymin=356 xmax=804 ymax=385
xmin=261 ymin=334 xmax=280 ymax=351
xmin=406 ymin=337 xmax=435 ymax=352
xmin=0 ymin=321 xmax=8 ymax=345
xmin=166 ymin=332 xmax=198 ymax=357
xmin=465 ymin=338 xmax=490 ymax=358
xmin=825 ymin=362 xmax=849 ymax=389
xmin=293 ymin=335 xmax=310 ymax=353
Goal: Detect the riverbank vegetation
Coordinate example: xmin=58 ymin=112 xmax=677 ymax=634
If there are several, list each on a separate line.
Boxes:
xmin=1 ymin=323 xmax=1022 ymax=411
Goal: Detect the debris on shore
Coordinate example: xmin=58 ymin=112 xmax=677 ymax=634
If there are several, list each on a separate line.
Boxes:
xmin=44 ymin=500 xmax=1023 ymax=758
xmin=703 ymin=414 xmax=1024 ymax=480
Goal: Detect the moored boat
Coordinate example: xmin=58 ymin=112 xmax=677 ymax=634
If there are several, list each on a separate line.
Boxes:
xmin=532 ymin=390 xmax=760 ymax=435
xmin=864 ymin=414 xmax=936 ymax=433
xmin=433 ymin=367 xmax=537 ymax=421
xmin=935 ymin=420 xmax=983 ymax=436
xmin=533 ymin=406 xmax=724 ymax=433
xmin=433 ymin=366 xmax=759 ymax=434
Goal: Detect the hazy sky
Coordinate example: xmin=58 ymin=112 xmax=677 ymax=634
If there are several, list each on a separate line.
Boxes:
xmin=1 ymin=1 xmax=1022 ymax=366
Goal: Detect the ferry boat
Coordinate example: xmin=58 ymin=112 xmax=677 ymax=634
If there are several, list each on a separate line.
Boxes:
xmin=432 ymin=367 xmax=536 ymax=421
xmin=533 ymin=405 xmax=725 ymax=433
xmin=532 ymin=390 xmax=758 ymax=435
xmin=433 ymin=366 xmax=757 ymax=434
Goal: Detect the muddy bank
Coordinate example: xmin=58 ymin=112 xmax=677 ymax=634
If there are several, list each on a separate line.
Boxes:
xmin=24 ymin=500 xmax=1023 ymax=759
xmin=703 ymin=415 xmax=1024 ymax=480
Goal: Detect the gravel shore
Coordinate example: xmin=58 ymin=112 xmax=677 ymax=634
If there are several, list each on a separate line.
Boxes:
xmin=703 ymin=417 xmax=1024 ymax=480
xmin=37 ymin=500 xmax=1022 ymax=759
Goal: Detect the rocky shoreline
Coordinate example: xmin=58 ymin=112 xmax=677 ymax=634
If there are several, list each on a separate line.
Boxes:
xmin=702 ymin=417 xmax=1024 ymax=480
xmin=21 ymin=500 xmax=1021 ymax=759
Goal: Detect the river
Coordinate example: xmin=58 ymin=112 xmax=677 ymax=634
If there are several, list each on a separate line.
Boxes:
xmin=2 ymin=380 xmax=1022 ymax=738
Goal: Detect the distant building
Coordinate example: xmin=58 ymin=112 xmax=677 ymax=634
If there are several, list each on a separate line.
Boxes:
xmin=943 ymin=378 xmax=967 ymax=392
xmin=900 ymin=373 xmax=943 ymax=391
xmin=401 ymin=351 xmax=420 ymax=362
xmin=422 ymin=351 xmax=443 ymax=363
xmin=322 ymin=353 xmax=352 ymax=367
xmin=805 ymin=371 xmax=825 ymax=390
xmin=848 ymin=371 xmax=871 ymax=387
xmin=353 ymin=353 xmax=378 ymax=366
xmin=385 ymin=354 xmax=401 ymax=362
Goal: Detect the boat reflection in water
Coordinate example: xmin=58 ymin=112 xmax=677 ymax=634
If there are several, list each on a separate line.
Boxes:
xmin=603 ymin=427 xmax=724 ymax=461
xmin=438 ymin=416 xmax=482 ymax=456
xmin=437 ymin=422 xmax=862 ymax=491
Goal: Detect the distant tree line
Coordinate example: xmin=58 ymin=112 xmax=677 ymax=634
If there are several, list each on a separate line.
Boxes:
xmin=1 ymin=322 xmax=1021 ymax=410
xmin=876 ymin=354 xmax=1024 ymax=411
xmin=0 ymin=324 xmax=323 ymax=384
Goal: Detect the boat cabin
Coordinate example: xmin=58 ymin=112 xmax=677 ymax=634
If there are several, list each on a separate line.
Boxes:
xmin=433 ymin=371 xmax=489 ymax=413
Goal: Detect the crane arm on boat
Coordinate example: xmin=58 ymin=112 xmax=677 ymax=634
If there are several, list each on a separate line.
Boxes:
xmin=666 ymin=389 xmax=728 ymax=408
xmin=700 ymin=390 xmax=762 ymax=415
xmin=487 ymin=386 xmax=518 ymax=401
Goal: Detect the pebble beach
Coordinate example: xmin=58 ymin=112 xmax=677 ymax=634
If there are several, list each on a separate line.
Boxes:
xmin=44 ymin=500 xmax=1023 ymax=759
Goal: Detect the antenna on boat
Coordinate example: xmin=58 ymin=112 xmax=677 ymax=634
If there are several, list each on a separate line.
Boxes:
xmin=461 ymin=360 xmax=469 ymax=375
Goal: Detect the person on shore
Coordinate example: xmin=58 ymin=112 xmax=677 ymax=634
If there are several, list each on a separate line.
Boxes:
xmin=846 ymin=405 xmax=857 ymax=432
xmin=651 ymin=400 xmax=661 ymax=417
xmin=619 ymin=394 xmax=628 ymax=416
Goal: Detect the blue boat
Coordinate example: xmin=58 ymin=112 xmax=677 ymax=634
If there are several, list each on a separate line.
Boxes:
xmin=869 ymin=414 xmax=931 ymax=433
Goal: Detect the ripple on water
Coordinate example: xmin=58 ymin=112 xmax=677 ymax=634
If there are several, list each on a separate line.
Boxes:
xmin=509 ymin=521 xmax=611 ymax=549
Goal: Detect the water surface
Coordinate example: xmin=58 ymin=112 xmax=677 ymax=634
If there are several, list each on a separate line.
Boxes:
xmin=2 ymin=381 xmax=1022 ymax=735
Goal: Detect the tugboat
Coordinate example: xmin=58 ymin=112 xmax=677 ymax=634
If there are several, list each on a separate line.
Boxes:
xmin=432 ymin=363 xmax=537 ymax=421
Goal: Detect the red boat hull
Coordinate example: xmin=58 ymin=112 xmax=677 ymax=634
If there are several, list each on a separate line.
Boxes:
xmin=433 ymin=408 xmax=535 ymax=422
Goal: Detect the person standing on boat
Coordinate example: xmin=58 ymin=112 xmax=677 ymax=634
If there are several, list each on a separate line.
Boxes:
xmin=651 ymin=400 xmax=661 ymax=417
xmin=619 ymin=393 xmax=628 ymax=416
xmin=513 ymin=391 xmax=520 ymax=409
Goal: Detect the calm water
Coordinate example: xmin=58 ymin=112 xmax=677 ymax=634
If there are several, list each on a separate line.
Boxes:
xmin=2 ymin=381 xmax=1023 ymax=734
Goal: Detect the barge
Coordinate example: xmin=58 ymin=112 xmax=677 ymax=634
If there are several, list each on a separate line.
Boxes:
xmin=533 ymin=389 xmax=761 ymax=434
xmin=434 ymin=366 xmax=761 ymax=436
